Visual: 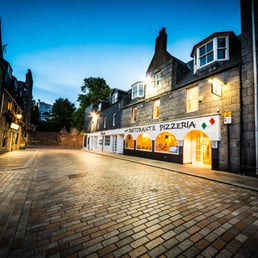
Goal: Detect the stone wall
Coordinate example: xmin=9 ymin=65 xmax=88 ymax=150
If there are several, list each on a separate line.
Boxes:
xmin=240 ymin=0 xmax=257 ymax=175
xmin=28 ymin=131 xmax=83 ymax=149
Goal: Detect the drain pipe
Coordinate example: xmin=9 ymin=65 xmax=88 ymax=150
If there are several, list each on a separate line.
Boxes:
xmin=252 ymin=0 xmax=258 ymax=176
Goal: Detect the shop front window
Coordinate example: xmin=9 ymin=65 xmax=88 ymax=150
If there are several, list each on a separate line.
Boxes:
xmin=125 ymin=134 xmax=134 ymax=149
xmin=155 ymin=132 xmax=178 ymax=154
xmin=136 ymin=133 xmax=152 ymax=151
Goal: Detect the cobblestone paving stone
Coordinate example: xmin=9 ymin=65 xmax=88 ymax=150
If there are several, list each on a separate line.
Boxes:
xmin=0 ymin=149 xmax=258 ymax=257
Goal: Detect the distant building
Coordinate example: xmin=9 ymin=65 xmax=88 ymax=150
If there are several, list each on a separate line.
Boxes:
xmin=37 ymin=100 xmax=52 ymax=121
xmin=0 ymin=19 xmax=33 ymax=153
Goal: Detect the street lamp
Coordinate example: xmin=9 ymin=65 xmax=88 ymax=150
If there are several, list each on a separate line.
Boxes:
xmin=16 ymin=111 xmax=23 ymax=120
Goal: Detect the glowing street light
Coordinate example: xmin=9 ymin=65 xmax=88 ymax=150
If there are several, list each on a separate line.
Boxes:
xmin=16 ymin=111 xmax=22 ymax=120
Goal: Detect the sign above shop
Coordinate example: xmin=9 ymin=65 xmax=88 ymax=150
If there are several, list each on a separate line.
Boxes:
xmin=10 ymin=122 xmax=19 ymax=130
xmin=124 ymin=114 xmax=221 ymax=141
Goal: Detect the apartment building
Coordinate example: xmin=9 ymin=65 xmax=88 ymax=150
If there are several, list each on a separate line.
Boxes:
xmin=84 ymin=0 xmax=258 ymax=176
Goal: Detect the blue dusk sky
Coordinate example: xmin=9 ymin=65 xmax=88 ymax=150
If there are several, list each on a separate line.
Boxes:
xmin=1 ymin=0 xmax=240 ymax=106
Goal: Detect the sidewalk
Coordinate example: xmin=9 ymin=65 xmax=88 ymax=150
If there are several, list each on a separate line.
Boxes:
xmin=86 ymin=150 xmax=258 ymax=193
xmin=1 ymin=148 xmax=258 ymax=192
xmin=0 ymin=149 xmax=38 ymax=170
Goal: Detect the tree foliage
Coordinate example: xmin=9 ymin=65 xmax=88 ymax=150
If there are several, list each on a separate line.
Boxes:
xmin=73 ymin=77 xmax=111 ymax=131
xmin=51 ymin=98 xmax=76 ymax=132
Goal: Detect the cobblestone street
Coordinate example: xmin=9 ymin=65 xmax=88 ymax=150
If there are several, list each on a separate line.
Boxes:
xmin=0 ymin=148 xmax=258 ymax=257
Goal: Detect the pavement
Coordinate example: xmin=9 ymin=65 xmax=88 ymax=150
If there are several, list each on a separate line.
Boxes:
xmin=0 ymin=147 xmax=258 ymax=192
xmin=0 ymin=147 xmax=258 ymax=258
xmin=91 ymin=151 xmax=258 ymax=193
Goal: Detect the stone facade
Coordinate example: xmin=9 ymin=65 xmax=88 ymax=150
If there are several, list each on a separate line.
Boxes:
xmin=84 ymin=1 xmax=257 ymax=176
xmin=240 ymin=0 xmax=258 ymax=175
xmin=0 ymin=22 xmax=33 ymax=154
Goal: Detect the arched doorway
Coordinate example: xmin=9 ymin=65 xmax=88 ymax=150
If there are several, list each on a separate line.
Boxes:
xmin=183 ymin=130 xmax=211 ymax=167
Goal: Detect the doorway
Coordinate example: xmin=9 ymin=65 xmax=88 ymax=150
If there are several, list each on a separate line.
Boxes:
xmin=183 ymin=131 xmax=211 ymax=167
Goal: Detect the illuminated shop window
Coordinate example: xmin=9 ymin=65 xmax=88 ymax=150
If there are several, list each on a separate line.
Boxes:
xmin=155 ymin=132 xmax=178 ymax=154
xmin=132 ymin=107 xmax=137 ymax=122
xmin=187 ymin=86 xmax=198 ymax=112
xmin=125 ymin=134 xmax=134 ymax=149
xmin=136 ymin=133 xmax=152 ymax=151
xmin=153 ymin=99 xmax=160 ymax=119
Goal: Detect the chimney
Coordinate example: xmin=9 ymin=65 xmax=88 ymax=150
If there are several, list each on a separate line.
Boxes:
xmin=155 ymin=27 xmax=167 ymax=53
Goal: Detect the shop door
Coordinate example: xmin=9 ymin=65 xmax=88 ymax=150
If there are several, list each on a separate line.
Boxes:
xmin=184 ymin=131 xmax=211 ymax=167
xmin=194 ymin=132 xmax=211 ymax=167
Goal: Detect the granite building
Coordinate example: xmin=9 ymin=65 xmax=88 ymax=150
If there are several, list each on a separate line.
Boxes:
xmin=84 ymin=0 xmax=258 ymax=176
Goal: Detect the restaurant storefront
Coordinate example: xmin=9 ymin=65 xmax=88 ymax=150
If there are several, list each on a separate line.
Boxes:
xmin=123 ymin=114 xmax=221 ymax=169
xmin=84 ymin=128 xmax=125 ymax=154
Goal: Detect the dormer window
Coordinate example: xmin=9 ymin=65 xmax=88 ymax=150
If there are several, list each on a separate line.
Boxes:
xmin=199 ymin=41 xmax=214 ymax=67
xmin=112 ymin=92 xmax=118 ymax=104
xmin=194 ymin=36 xmax=229 ymax=72
xmin=98 ymin=103 xmax=102 ymax=112
xmin=131 ymin=82 xmax=144 ymax=99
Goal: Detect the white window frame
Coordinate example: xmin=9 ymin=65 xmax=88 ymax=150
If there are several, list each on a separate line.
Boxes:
xmin=131 ymin=83 xmax=144 ymax=99
xmin=112 ymin=92 xmax=118 ymax=104
xmin=112 ymin=113 xmax=116 ymax=126
xmin=195 ymin=36 xmax=229 ymax=72
xmin=154 ymin=71 xmax=162 ymax=88
xmin=104 ymin=135 xmax=111 ymax=146
xmin=104 ymin=116 xmax=107 ymax=129
xmin=97 ymin=103 xmax=102 ymax=112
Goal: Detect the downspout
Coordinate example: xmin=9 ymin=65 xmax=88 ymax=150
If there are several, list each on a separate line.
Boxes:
xmin=239 ymin=64 xmax=243 ymax=173
xmin=251 ymin=0 xmax=258 ymax=175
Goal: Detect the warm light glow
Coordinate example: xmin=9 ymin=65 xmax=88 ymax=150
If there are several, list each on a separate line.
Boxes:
xmin=10 ymin=123 xmax=20 ymax=130
xmin=209 ymin=78 xmax=223 ymax=97
xmin=209 ymin=78 xmax=224 ymax=85
xmin=16 ymin=112 xmax=22 ymax=120
xmin=91 ymin=112 xmax=98 ymax=124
